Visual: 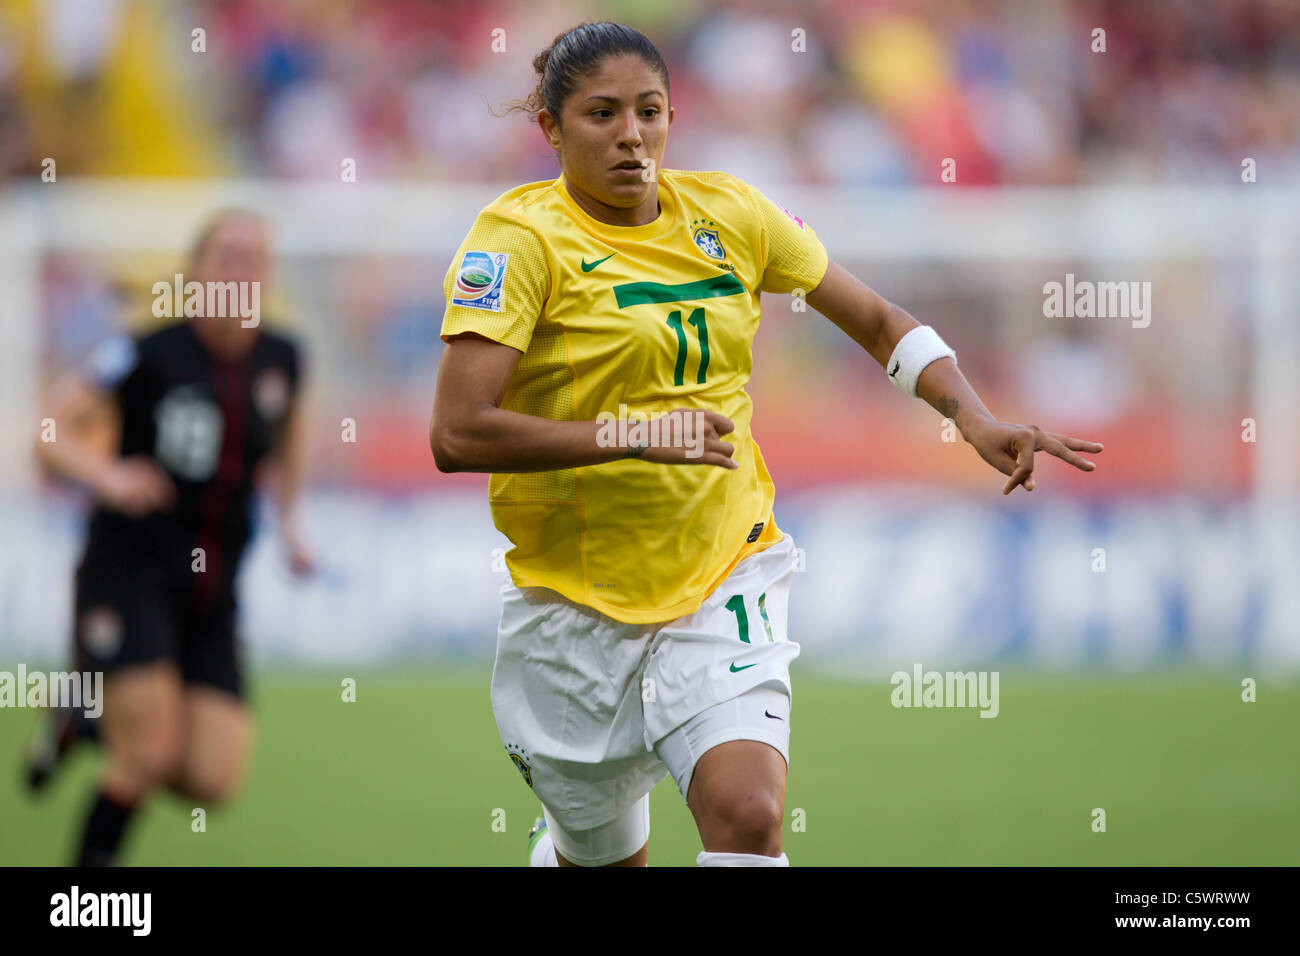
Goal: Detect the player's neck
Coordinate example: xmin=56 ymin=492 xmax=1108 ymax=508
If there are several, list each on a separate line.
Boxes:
xmin=189 ymin=317 xmax=258 ymax=362
xmin=564 ymin=178 xmax=660 ymax=228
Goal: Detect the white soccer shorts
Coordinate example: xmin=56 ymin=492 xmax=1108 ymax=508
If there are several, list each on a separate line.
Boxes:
xmin=490 ymin=533 xmax=801 ymax=855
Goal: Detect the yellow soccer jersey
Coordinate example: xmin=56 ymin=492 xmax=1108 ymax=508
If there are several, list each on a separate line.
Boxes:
xmin=440 ymin=168 xmax=829 ymax=623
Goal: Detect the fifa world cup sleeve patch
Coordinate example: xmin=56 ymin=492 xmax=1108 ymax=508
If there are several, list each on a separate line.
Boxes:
xmin=451 ymin=251 xmax=509 ymax=312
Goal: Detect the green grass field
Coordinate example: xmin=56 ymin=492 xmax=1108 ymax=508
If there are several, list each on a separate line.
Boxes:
xmin=2 ymin=666 xmax=1296 ymax=865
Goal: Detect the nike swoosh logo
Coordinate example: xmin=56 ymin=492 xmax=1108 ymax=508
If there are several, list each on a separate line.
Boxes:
xmin=889 ymin=360 xmax=901 ymax=377
xmin=730 ymin=662 xmax=757 ymax=673
xmin=764 ymin=710 xmax=784 ymax=720
xmin=581 ymin=254 xmax=615 ymax=272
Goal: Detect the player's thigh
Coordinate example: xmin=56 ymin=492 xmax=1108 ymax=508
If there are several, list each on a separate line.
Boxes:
xmin=175 ymin=685 xmax=252 ymax=803
xmin=545 ymin=797 xmax=651 ymax=868
xmin=75 ymin=556 xmax=183 ymax=769
xmin=179 ymin=591 xmax=246 ymax=701
xmin=174 ymin=592 xmax=252 ymax=802
xmin=100 ymin=662 xmax=187 ymax=782
xmin=492 ymin=582 xmax=666 ymax=834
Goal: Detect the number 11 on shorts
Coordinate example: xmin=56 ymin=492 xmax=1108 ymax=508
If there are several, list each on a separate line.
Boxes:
xmin=725 ymin=592 xmax=774 ymax=643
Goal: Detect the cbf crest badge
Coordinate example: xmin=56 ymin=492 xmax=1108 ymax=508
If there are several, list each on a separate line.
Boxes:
xmin=505 ymin=742 xmax=533 ymax=788
xmin=691 ymin=218 xmax=727 ymax=262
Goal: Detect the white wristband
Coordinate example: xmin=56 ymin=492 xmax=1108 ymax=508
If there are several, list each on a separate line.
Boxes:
xmin=886 ymin=326 xmax=956 ymax=398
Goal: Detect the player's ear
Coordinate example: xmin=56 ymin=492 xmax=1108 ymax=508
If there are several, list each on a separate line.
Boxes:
xmin=538 ymin=108 xmax=562 ymax=152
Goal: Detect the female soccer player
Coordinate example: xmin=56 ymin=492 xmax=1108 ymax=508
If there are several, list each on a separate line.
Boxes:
xmin=29 ymin=209 xmax=312 ymax=865
xmin=429 ymin=22 xmax=1102 ymax=867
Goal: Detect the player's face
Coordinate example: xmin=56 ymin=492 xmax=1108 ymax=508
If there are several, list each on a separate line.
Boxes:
xmin=190 ymin=214 xmax=269 ymax=356
xmin=543 ymin=54 xmax=672 ymax=225
xmin=194 ymin=214 xmax=269 ymax=289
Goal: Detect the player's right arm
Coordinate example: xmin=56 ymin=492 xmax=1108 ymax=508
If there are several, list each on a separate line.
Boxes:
xmin=34 ymin=338 xmax=176 ymax=516
xmin=429 ymin=331 xmax=738 ymax=473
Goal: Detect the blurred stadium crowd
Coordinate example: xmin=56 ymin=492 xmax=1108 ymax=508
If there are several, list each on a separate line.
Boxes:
xmin=0 ymin=0 xmax=1289 ymax=494
xmin=2 ymin=0 xmax=1298 ymax=184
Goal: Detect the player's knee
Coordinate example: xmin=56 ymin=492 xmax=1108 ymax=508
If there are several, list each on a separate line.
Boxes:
xmin=702 ymin=790 xmax=784 ymax=853
xmin=183 ymin=777 xmax=240 ymax=806
xmin=173 ymin=763 xmax=244 ymax=805
xmin=123 ymin=730 xmax=185 ymax=789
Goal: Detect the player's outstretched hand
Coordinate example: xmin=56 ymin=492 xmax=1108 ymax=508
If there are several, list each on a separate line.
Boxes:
xmin=95 ymin=456 xmax=178 ymax=515
xmin=961 ymin=420 xmax=1103 ymax=494
xmin=642 ymin=409 xmax=739 ymax=469
xmin=282 ymin=525 xmax=317 ymax=578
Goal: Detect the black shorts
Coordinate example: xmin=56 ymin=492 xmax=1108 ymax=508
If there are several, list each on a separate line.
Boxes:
xmin=72 ymin=553 xmax=246 ymax=700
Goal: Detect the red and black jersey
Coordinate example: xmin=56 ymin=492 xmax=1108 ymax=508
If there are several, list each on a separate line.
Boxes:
xmin=81 ymin=320 xmax=302 ymax=604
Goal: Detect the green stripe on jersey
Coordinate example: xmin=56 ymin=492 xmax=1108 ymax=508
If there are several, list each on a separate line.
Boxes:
xmin=613 ymin=274 xmax=746 ymax=308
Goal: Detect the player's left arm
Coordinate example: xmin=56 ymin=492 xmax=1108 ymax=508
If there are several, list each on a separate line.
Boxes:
xmin=806 ymin=259 xmax=1103 ymax=495
xmin=270 ymin=391 xmax=315 ymax=575
xmin=259 ymin=339 xmax=316 ymax=577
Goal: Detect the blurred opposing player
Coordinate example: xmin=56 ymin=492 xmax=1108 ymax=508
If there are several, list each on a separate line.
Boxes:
xmin=430 ymin=22 xmax=1102 ymax=866
xmin=26 ymin=209 xmax=313 ymax=865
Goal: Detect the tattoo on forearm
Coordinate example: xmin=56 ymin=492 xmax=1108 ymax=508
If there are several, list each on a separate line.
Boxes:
xmin=624 ymin=443 xmax=648 ymax=459
xmin=937 ymin=397 xmax=960 ymax=419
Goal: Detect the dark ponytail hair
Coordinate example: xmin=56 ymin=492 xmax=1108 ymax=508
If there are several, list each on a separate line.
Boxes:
xmin=498 ymin=21 xmax=669 ymax=123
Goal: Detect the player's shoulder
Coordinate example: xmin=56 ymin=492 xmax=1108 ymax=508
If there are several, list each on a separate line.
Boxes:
xmin=82 ymin=321 xmax=188 ymax=390
xmin=662 ymin=167 xmax=754 ymax=196
xmin=255 ymin=325 xmax=299 ymax=354
xmin=671 ymin=169 xmax=817 ymax=243
xmin=449 ymin=180 xmax=557 ymax=296
xmin=472 ymin=178 xmax=561 ymax=235
xmin=663 ymin=168 xmax=765 ymax=206
xmin=253 ymin=325 xmax=303 ymax=371
xmin=130 ymin=320 xmax=197 ymax=360
xmin=662 ymin=168 xmax=768 ymax=227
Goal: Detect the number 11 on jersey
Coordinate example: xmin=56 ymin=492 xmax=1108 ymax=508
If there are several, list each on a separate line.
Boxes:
xmin=666 ymin=307 xmax=709 ymax=386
